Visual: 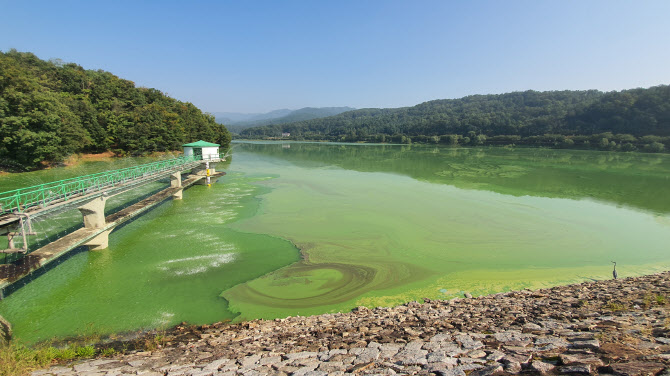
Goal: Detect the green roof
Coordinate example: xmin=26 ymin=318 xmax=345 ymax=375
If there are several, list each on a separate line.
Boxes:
xmin=182 ymin=140 xmax=220 ymax=147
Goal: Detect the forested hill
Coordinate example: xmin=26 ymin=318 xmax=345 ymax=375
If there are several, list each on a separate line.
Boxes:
xmin=239 ymin=86 xmax=670 ymax=152
xmin=0 ymin=50 xmax=231 ymax=170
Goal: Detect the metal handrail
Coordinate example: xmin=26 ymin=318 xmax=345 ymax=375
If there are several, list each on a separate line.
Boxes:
xmin=0 ymin=153 xmax=225 ymax=215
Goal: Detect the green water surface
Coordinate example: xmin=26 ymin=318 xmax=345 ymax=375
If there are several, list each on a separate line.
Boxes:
xmin=1 ymin=143 xmax=669 ymax=343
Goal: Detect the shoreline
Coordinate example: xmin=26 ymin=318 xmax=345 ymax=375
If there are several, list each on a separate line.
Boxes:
xmin=33 ymin=270 xmax=670 ymax=375
xmin=1 ymin=151 xmax=184 ymax=173
xmin=232 ymin=139 xmax=670 ymax=155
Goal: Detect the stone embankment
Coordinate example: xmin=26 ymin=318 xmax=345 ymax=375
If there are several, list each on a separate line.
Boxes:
xmin=35 ymin=272 xmax=670 ymax=376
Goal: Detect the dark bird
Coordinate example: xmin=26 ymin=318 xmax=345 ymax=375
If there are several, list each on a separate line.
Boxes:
xmin=611 ymin=261 xmax=618 ymax=279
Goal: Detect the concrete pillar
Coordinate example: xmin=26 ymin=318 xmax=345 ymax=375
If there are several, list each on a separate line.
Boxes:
xmin=171 ymin=172 xmax=183 ymax=199
xmin=173 ymin=189 xmax=183 ymax=200
xmin=171 ymin=172 xmax=182 ymax=188
xmin=7 ymin=232 xmax=14 ymax=249
xmin=78 ymin=196 xmax=108 ymax=229
xmin=84 ymin=229 xmax=112 ymax=251
xmin=0 ymin=225 xmax=16 ymax=249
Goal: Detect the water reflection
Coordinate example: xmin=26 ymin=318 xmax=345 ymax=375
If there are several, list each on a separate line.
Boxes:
xmin=234 ymin=142 xmax=670 ymax=214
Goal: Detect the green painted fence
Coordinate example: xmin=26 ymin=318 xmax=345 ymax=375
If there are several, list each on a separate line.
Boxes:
xmin=0 ymin=154 xmax=222 ymax=215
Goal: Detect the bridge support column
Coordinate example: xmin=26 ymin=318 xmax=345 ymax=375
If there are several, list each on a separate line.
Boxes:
xmin=78 ymin=196 xmax=108 ymax=250
xmin=171 ymin=172 xmax=183 ymax=200
xmin=4 ymin=226 xmax=17 ymax=249
xmin=84 ymin=229 xmax=112 ymax=251
xmin=79 ymin=196 xmax=107 ymax=229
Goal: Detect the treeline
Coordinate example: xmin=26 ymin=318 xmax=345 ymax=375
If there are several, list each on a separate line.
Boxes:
xmin=239 ymin=87 xmax=670 ymax=152
xmin=0 ymin=50 xmax=231 ymax=170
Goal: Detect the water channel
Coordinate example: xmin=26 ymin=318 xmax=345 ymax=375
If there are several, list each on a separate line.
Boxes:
xmin=1 ymin=142 xmax=670 ymax=344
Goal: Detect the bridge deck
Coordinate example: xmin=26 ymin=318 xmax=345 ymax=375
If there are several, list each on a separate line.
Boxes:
xmin=0 ymin=154 xmax=225 ymax=218
xmin=0 ymin=172 xmax=225 ymax=298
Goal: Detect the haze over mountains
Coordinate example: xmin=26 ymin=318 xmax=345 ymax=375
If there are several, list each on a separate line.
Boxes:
xmin=214 ymin=107 xmax=354 ymax=133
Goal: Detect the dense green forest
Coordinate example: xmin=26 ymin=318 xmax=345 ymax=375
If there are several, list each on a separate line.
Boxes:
xmin=0 ymin=50 xmax=231 ymax=170
xmin=240 ymin=86 xmax=670 ymax=152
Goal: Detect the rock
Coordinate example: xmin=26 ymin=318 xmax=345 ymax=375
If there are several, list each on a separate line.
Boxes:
xmin=441 ymin=343 xmax=467 ymax=357
xmin=394 ymin=348 xmax=428 ymax=365
xmin=258 ymin=356 xmax=282 ymax=366
xmin=430 ymin=333 xmax=452 ymax=342
xmin=239 ymin=354 xmax=262 ymax=367
xmin=466 ymin=349 xmax=487 ymax=358
xmin=276 ymin=365 xmax=300 ymax=374
xmin=559 ymin=364 xmax=592 ymax=374
xmin=455 ymin=334 xmax=484 ymax=350
xmin=318 ymin=348 xmax=347 ymax=361
xmin=379 ymin=344 xmax=402 ymax=359
xmin=530 ymin=360 xmax=555 ymax=374
xmin=301 ymin=371 xmax=327 ymax=376
xmin=428 ymin=355 xmax=458 ymax=367
xmin=570 ymin=339 xmax=600 ymax=350
xmin=431 ymin=368 xmax=466 ymax=376
xmin=469 ymin=365 xmax=503 ymax=376
xmin=203 ymin=358 xmax=233 ymax=371
xmin=291 ymin=365 xmax=318 ymax=376
xmin=560 ymin=353 xmax=604 ymax=367
xmin=535 ymin=335 xmax=569 ymax=348
xmin=501 ymin=353 xmax=531 ymax=365
xmin=455 ymin=363 xmax=485 ymax=371
xmin=464 ymin=293 xmax=473 ymax=299
xmin=404 ymin=340 xmax=424 ymax=350
xmin=354 ymin=347 xmax=380 ymax=363
xmin=485 ymin=350 xmax=505 ymax=361
xmin=187 ymin=370 xmax=214 ymax=376
xmin=504 ymin=361 xmax=522 ymax=374
xmin=496 ymin=332 xmax=532 ymax=346
xmin=73 ymin=364 xmax=99 ymax=373
xmin=367 ymin=341 xmax=381 ymax=348
xmin=347 ymin=361 xmax=375 ymax=373
xmin=610 ymin=361 xmax=666 ymax=376
xmin=284 ymin=351 xmax=318 ymax=361
xmin=458 ymin=357 xmax=486 ymax=365
xmin=523 ymin=322 xmax=542 ymax=331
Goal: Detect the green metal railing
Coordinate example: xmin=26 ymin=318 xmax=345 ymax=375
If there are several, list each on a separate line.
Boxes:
xmin=0 ymin=154 xmax=224 ymax=215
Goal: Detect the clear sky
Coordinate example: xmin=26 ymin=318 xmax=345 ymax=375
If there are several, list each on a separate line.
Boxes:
xmin=2 ymin=1 xmax=669 ymax=113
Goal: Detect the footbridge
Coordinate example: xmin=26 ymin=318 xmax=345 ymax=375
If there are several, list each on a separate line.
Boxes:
xmin=0 ymin=154 xmax=226 ymax=298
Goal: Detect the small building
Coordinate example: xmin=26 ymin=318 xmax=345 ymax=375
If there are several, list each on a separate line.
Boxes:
xmin=183 ymin=140 xmax=220 ymax=161
xmin=281 ymin=132 xmax=291 ymax=137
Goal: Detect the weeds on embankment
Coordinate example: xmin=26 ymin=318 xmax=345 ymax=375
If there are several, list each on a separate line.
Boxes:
xmin=0 ymin=343 xmax=102 ymax=376
xmin=0 ymin=328 xmax=168 ymax=376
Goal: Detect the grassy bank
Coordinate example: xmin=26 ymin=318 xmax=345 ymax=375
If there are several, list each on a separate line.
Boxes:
xmin=0 ymin=343 xmax=100 ymax=376
xmin=0 ymin=331 xmax=169 ymax=376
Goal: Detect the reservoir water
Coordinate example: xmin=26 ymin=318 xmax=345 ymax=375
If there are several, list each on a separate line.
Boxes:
xmin=1 ymin=142 xmax=670 ymax=343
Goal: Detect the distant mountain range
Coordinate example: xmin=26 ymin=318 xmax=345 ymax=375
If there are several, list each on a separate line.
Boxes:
xmin=237 ymin=86 xmax=670 ymax=152
xmin=213 ymin=107 xmax=355 ymax=133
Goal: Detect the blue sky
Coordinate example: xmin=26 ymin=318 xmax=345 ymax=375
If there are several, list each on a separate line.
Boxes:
xmin=2 ymin=1 xmax=669 ymax=113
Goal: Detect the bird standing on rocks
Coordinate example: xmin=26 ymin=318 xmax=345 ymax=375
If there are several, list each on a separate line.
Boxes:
xmin=612 ymin=261 xmax=618 ymax=279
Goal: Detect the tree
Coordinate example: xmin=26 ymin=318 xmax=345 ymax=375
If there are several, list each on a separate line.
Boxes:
xmin=0 ymin=50 xmax=232 ymax=170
